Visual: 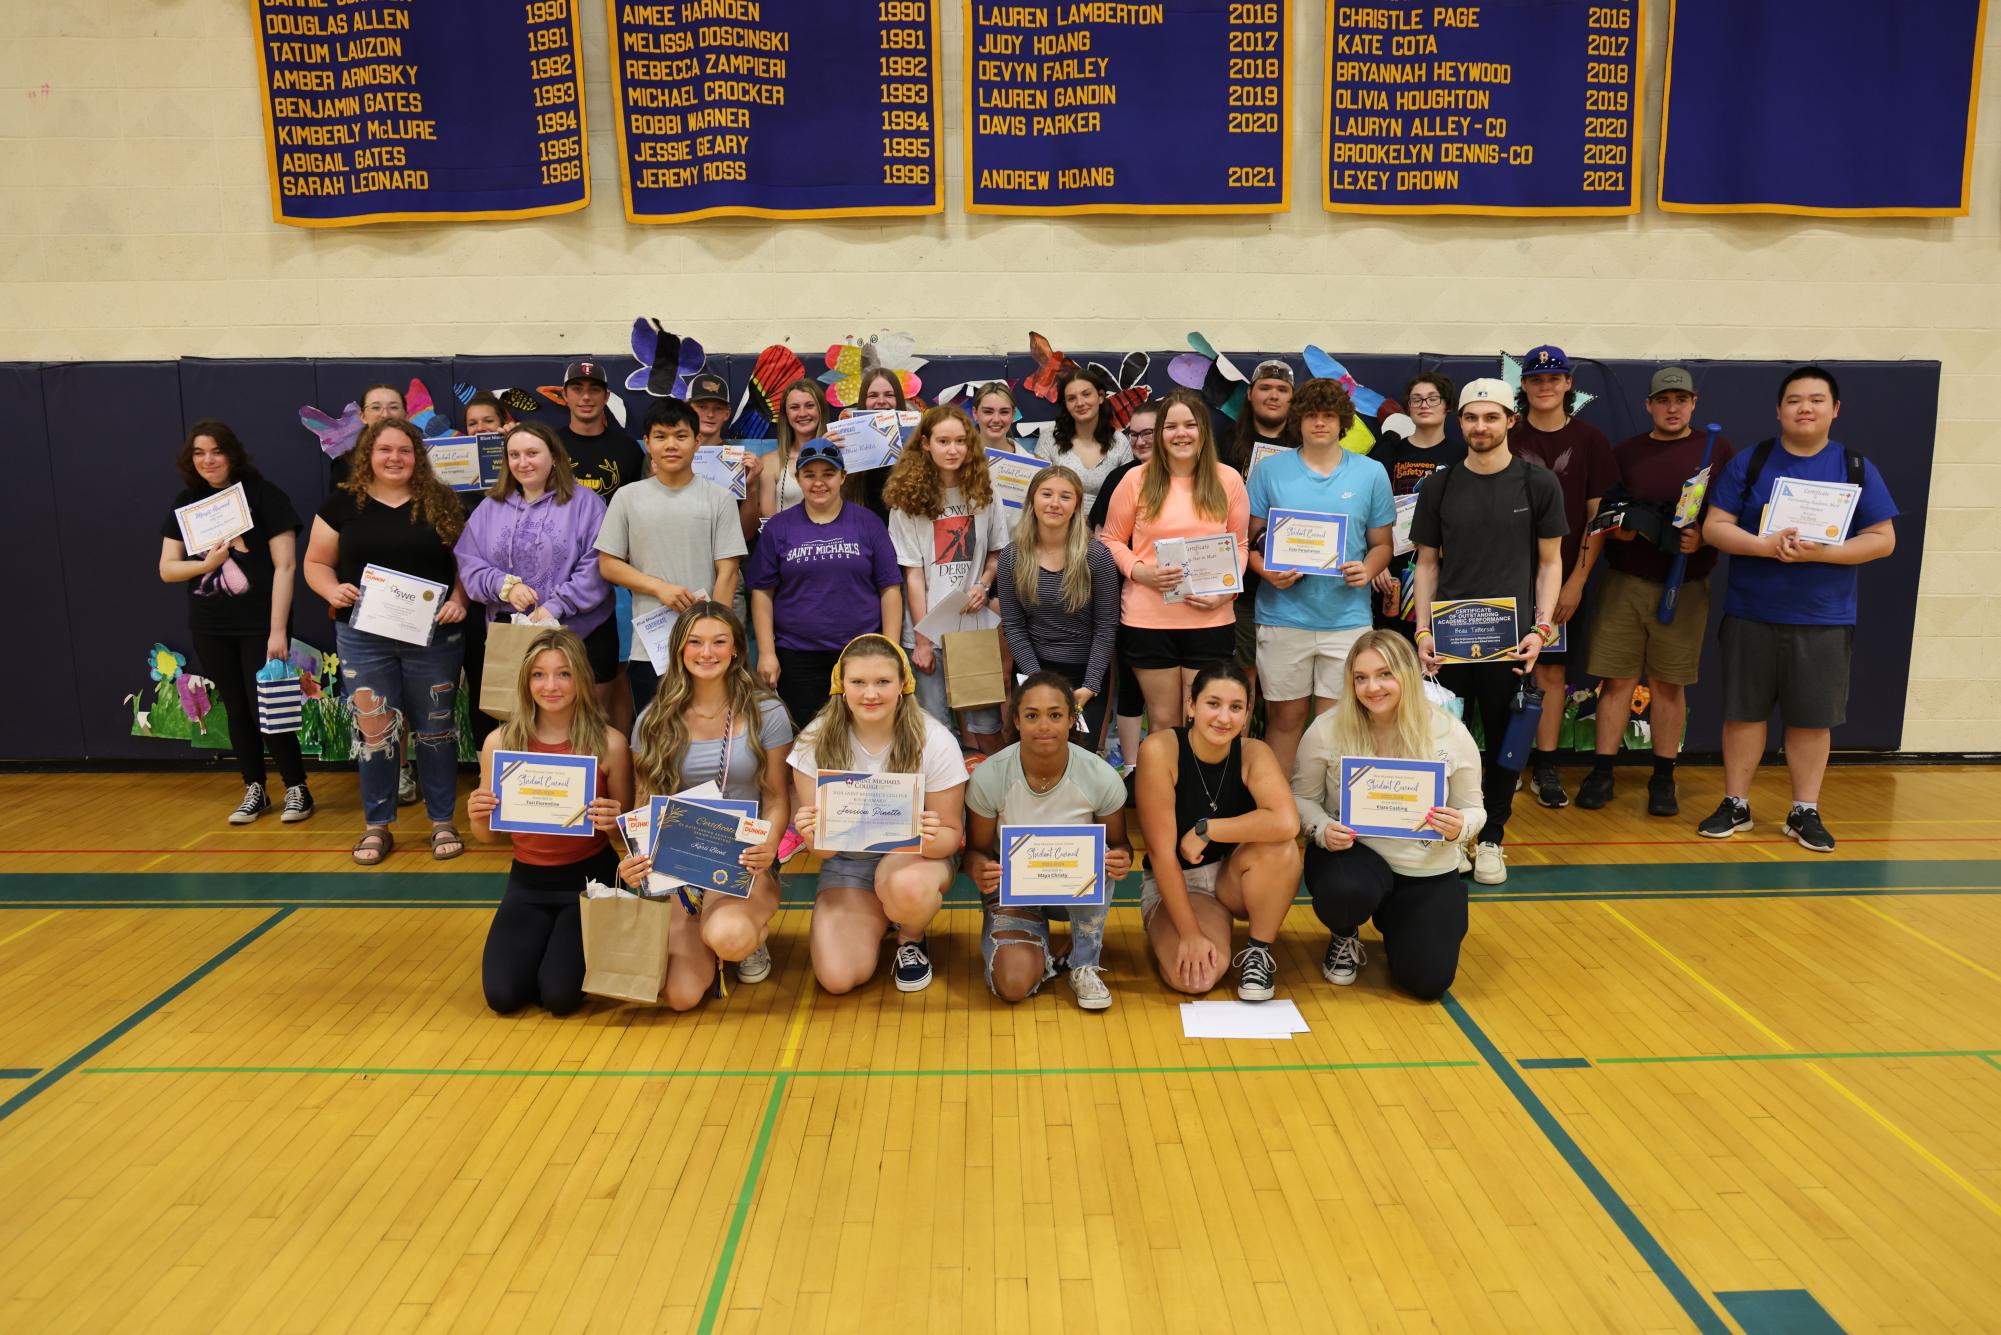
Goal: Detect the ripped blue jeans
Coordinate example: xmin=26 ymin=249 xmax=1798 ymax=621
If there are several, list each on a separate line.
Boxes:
xmin=335 ymin=621 xmax=464 ymax=827
xmin=980 ymin=898 xmax=1110 ymax=997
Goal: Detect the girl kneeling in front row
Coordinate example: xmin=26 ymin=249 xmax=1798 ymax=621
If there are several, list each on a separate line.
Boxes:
xmin=1292 ymin=629 xmax=1481 ymax=1000
xmin=1135 ymin=661 xmax=1301 ymax=1000
xmin=964 ymin=672 xmax=1134 ymax=1010
xmin=791 ymin=635 xmax=966 ymax=994
xmin=468 ymin=628 xmax=631 ymax=1016
xmin=620 ymin=601 xmax=793 ymax=1010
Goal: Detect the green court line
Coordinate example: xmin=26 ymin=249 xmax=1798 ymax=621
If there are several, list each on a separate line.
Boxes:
xmin=5 ymin=858 xmax=2001 ymax=908
xmin=1595 ymin=1049 xmax=2001 ymax=1067
xmin=82 ymin=1058 xmax=1482 ymax=1079
xmin=1980 ymin=1055 xmax=2001 ymax=1074
xmin=697 ymin=1074 xmax=788 ymax=1335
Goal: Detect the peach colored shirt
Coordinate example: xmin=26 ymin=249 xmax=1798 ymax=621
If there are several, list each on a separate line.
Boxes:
xmin=1098 ymin=465 xmax=1250 ymax=630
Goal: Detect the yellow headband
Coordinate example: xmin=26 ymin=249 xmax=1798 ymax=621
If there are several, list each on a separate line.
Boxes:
xmin=829 ymin=635 xmax=917 ymax=696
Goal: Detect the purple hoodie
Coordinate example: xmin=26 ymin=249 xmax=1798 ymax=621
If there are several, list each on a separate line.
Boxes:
xmin=456 ymin=486 xmax=612 ymax=636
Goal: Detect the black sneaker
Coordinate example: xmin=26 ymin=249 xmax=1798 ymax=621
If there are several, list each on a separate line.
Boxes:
xmin=1575 ymin=769 xmax=1615 ymax=810
xmin=1785 ymin=805 xmax=1835 ymax=853
xmin=280 ymin=784 xmax=315 ymax=823
xmin=228 ymin=782 xmax=269 ymax=825
xmin=893 ymin=937 xmax=933 ymax=992
xmin=1233 ymin=943 xmax=1276 ymax=1001
xmin=1321 ymin=934 xmax=1366 ymax=986
xmin=1646 ymin=774 xmax=1679 ymax=818
xmin=1531 ymin=762 xmax=1569 ymax=808
xmin=1698 ymin=798 xmax=1752 ymax=838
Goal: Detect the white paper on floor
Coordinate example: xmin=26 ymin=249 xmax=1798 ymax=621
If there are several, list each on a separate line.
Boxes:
xmin=1179 ymin=999 xmax=1310 ymax=1040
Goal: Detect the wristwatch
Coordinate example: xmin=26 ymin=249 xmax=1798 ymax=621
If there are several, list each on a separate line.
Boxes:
xmin=1194 ymin=818 xmax=1211 ymax=844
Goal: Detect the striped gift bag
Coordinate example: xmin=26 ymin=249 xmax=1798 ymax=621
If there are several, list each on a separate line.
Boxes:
xmin=254 ymin=659 xmax=304 ymax=735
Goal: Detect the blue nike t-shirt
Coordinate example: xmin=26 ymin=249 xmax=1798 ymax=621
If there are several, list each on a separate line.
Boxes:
xmin=1247 ymin=447 xmax=1395 ymax=631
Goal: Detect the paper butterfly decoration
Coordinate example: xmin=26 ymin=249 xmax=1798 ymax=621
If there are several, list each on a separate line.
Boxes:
xmin=300 ymin=402 xmax=363 ymax=460
xmin=726 ymin=344 xmax=808 ymax=440
xmin=452 ymin=383 xmax=550 ymax=415
xmin=1501 ymin=351 xmax=1596 ymax=414
xmin=1093 ymin=351 xmax=1153 ymax=430
xmin=1166 ymin=332 xmax=1250 ymax=420
xmin=402 ymin=379 xmax=455 ymax=438
xmin=628 ymin=318 xmax=706 ymax=399
xmin=821 ymin=332 xmax=924 ymax=409
xmin=1019 ymin=331 xmax=1073 ymax=404
xmin=1302 ymin=346 xmax=1390 ymax=420
xmin=1014 ymin=334 xmax=1151 ymax=429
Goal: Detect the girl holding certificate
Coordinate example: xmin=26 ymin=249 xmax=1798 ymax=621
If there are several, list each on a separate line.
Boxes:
xmin=455 ymin=422 xmax=618 ymax=684
xmin=1291 ymin=630 xmax=1483 ymax=1000
xmin=158 ymin=419 xmax=313 ymax=825
xmin=1099 ymin=389 xmax=1251 ymax=732
xmin=789 ymin=635 xmax=967 ymax=996
xmin=621 ymin=602 xmax=794 ymax=1008
xmin=883 ymin=405 xmax=1009 ymax=753
xmin=467 ymin=628 xmax=630 ymax=1016
xmin=963 ymin=673 xmax=1133 ymax=1010
xmin=995 ymin=466 xmax=1121 ymax=751
xmin=760 ymin=378 xmax=828 ymax=523
xmin=303 ymin=418 xmax=471 ymax=866
xmin=1134 ymin=662 xmax=1301 ymax=1001
xmin=1033 ymin=367 xmax=1132 ymax=518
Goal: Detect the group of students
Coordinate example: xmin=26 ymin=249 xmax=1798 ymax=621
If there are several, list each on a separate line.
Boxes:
xmin=159 ymin=347 xmax=1897 ymax=1013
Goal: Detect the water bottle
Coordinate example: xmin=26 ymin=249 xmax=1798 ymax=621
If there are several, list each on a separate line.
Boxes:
xmin=1496 ymin=679 xmax=1543 ymax=773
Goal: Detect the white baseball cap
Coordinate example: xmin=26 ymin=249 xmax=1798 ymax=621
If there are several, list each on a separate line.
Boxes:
xmin=1458 ymin=378 xmax=1515 ymax=411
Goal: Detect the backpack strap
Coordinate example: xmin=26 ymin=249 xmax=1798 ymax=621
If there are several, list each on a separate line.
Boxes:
xmin=1742 ymin=439 xmax=1866 ymax=527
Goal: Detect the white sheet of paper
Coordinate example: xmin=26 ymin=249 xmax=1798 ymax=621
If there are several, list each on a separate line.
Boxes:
xmin=174 ymin=482 xmax=254 ymax=556
xmin=1392 ymin=493 xmax=1420 ymax=556
xmin=632 ymin=590 xmax=706 ymax=673
xmin=1179 ymin=999 xmax=1310 ymax=1040
xmin=912 ymin=588 xmax=971 ymax=642
xmin=350 ymin=565 xmax=447 ymax=646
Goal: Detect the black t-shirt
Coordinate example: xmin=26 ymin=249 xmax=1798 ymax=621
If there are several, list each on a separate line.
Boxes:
xmin=558 ymin=423 xmax=646 ymax=501
xmin=1409 ymin=455 xmax=1568 ymax=621
xmin=160 ymin=476 xmax=303 ymax=637
xmin=1089 ymin=459 xmax=1142 ymax=530
xmin=1371 ymin=435 xmax=1467 ymax=498
xmin=314 ymin=491 xmax=461 ymax=621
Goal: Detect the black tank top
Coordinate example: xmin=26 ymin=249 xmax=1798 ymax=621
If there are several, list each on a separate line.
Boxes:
xmin=1173 ymin=726 xmax=1254 ymax=869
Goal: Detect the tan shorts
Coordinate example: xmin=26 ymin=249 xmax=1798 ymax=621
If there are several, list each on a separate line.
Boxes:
xmin=1140 ymin=860 xmax=1222 ymax=924
xmin=1586 ymin=567 xmax=1710 ymax=686
xmin=1256 ymin=623 xmax=1368 ymax=702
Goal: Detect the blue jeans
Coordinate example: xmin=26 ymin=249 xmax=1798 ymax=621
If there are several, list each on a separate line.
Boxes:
xmin=981 ymin=899 xmax=1110 ymax=997
xmin=335 ymin=620 xmax=464 ymax=827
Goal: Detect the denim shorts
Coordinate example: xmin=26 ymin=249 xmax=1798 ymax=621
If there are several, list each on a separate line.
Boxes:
xmin=1138 ymin=860 xmax=1222 ymax=923
xmin=816 ymin=850 xmax=961 ymax=892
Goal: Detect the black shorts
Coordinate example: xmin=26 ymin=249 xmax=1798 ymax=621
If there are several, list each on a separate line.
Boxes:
xmin=1720 ymin=616 xmax=1852 ymax=729
xmin=1120 ymin=622 xmax=1238 ymax=672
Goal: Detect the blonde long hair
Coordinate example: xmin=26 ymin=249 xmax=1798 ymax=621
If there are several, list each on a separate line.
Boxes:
xmin=345 ymin=418 xmax=466 ymax=545
xmin=632 ymin=602 xmax=774 ymax=800
xmin=1139 ymin=387 xmax=1229 ymax=525
xmin=1010 ymin=465 xmax=1092 ymax=613
xmin=498 ymin=628 xmax=612 ymax=759
xmin=1323 ymin=630 xmax=1440 ymax=762
xmin=801 ymin=635 xmax=929 ymax=775
xmin=882 ymin=404 xmax=992 ymax=516
xmin=774 ymin=378 xmax=828 ymax=477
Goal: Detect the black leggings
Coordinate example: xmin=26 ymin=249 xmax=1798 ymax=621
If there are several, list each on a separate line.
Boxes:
xmin=1304 ymin=843 xmax=1467 ymax=1001
xmin=481 ymin=848 xmax=618 ymax=1016
xmin=1437 ymin=663 xmax=1522 ymax=846
xmin=773 ymin=647 xmax=842 ymax=732
xmin=191 ymin=631 xmax=307 ymax=790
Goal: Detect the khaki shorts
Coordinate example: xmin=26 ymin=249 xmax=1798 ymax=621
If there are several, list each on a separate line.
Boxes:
xmin=1140 ymin=859 xmax=1222 ymax=924
xmin=1256 ymin=623 xmax=1368 ymax=702
xmin=1586 ymin=567 xmax=1710 ymax=686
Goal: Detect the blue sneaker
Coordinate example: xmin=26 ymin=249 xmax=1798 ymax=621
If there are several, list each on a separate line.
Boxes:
xmin=893 ymin=937 xmax=933 ymax=992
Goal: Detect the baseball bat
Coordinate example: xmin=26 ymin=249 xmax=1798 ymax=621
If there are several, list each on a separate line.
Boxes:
xmin=1657 ymin=422 xmax=1722 ymax=625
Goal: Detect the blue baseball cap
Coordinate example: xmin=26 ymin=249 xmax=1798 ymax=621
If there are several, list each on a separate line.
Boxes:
xmin=793 ymin=437 xmax=845 ymax=472
xmin=1521 ymin=345 xmax=1573 ymax=377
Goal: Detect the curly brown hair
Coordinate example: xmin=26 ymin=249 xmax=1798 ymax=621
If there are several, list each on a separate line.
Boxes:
xmin=344 ymin=418 xmax=465 ymax=546
xmin=881 ymin=404 xmax=992 ymax=518
xmin=1289 ymin=377 xmax=1357 ymax=437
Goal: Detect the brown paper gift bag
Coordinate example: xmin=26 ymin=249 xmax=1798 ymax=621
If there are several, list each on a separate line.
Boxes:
xmin=480 ymin=619 xmax=554 ymax=718
xmin=579 ymin=890 xmax=672 ymax=1005
xmin=942 ymin=627 xmax=1007 ymax=709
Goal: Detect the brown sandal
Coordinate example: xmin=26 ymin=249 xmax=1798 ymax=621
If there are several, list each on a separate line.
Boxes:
xmin=430 ymin=825 xmax=465 ymax=861
xmin=352 ymin=827 xmax=394 ymax=866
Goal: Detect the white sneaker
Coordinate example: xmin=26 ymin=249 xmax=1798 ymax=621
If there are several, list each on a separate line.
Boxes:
xmin=737 ymin=942 xmax=772 ymax=984
xmin=1473 ymin=842 xmax=1507 ymax=885
xmin=1457 ymin=844 xmax=1473 ymax=875
xmin=397 ymin=765 xmax=419 ymax=806
xmin=1068 ymin=964 xmax=1112 ymax=1011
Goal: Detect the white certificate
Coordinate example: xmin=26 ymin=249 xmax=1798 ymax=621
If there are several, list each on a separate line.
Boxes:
xmin=1154 ymin=533 xmax=1239 ymax=599
xmin=1759 ymin=477 xmax=1861 ymax=544
xmin=984 ymin=447 xmax=1047 ymax=510
xmin=1338 ymin=757 xmax=1447 ymax=841
xmin=174 ymin=483 xmax=253 ymax=556
xmin=826 ymin=411 xmax=922 ymax=473
xmin=693 ymin=444 xmax=749 ymax=499
xmin=1263 ymin=509 xmax=1350 ymax=576
xmin=490 ymin=750 xmax=598 ymax=837
xmin=814 ymin=770 xmax=922 ymax=854
xmin=426 ymin=438 xmax=484 ymax=492
xmin=1392 ymin=493 xmax=1420 ymax=556
xmin=350 ymin=565 xmax=448 ymax=646
xmin=1248 ymin=442 xmax=1292 ymax=474
xmin=633 ymin=604 xmax=678 ymax=673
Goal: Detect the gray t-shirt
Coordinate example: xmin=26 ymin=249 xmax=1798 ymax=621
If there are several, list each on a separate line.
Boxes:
xmin=966 ymin=742 xmax=1127 ymax=826
xmin=635 ymin=694 xmax=794 ymax=804
xmin=595 ymin=472 xmax=748 ymax=661
xmin=887 ymin=485 xmax=1009 ymax=632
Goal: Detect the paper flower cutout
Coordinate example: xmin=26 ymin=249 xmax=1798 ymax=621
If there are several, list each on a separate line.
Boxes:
xmin=1020 ymin=331 xmax=1073 ymax=404
xmin=178 ymin=675 xmax=213 ymax=734
xmin=148 ymin=643 xmax=185 ymax=683
xmin=1501 ymin=352 xmax=1596 ymax=414
xmin=452 ymin=383 xmax=548 ymax=414
xmin=628 ymin=319 xmax=706 ymax=399
xmin=727 ymin=344 xmax=808 ymax=440
xmin=1166 ymin=332 xmax=1250 ymax=420
xmin=821 ymin=332 xmax=925 ymax=409
xmin=300 ymin=402 xmax=362 ymax=460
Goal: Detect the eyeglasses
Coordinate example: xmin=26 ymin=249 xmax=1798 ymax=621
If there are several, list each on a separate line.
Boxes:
xmin=1129 ymin=428 xmax=1155 ymax=440
xmin=1407 ymin=394 xmax=1443 ymax=408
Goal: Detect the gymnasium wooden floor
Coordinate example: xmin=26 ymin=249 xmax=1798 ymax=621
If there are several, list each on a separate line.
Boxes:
xmin=1 ymin=766 xmax=1998 ymax=1333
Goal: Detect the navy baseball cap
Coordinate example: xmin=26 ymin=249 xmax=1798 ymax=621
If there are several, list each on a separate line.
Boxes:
xmin=1521 ymin=345 xmax=1573 ymax=377
xmin=793 ymin=437 xmax=845 ymax=472
xmin=563 ymin=359 xmax=609 ymax=387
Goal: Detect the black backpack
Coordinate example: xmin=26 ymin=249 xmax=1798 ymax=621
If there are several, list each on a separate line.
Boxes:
xmin=1735 ymin=439 xmax=1865 ymax=531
